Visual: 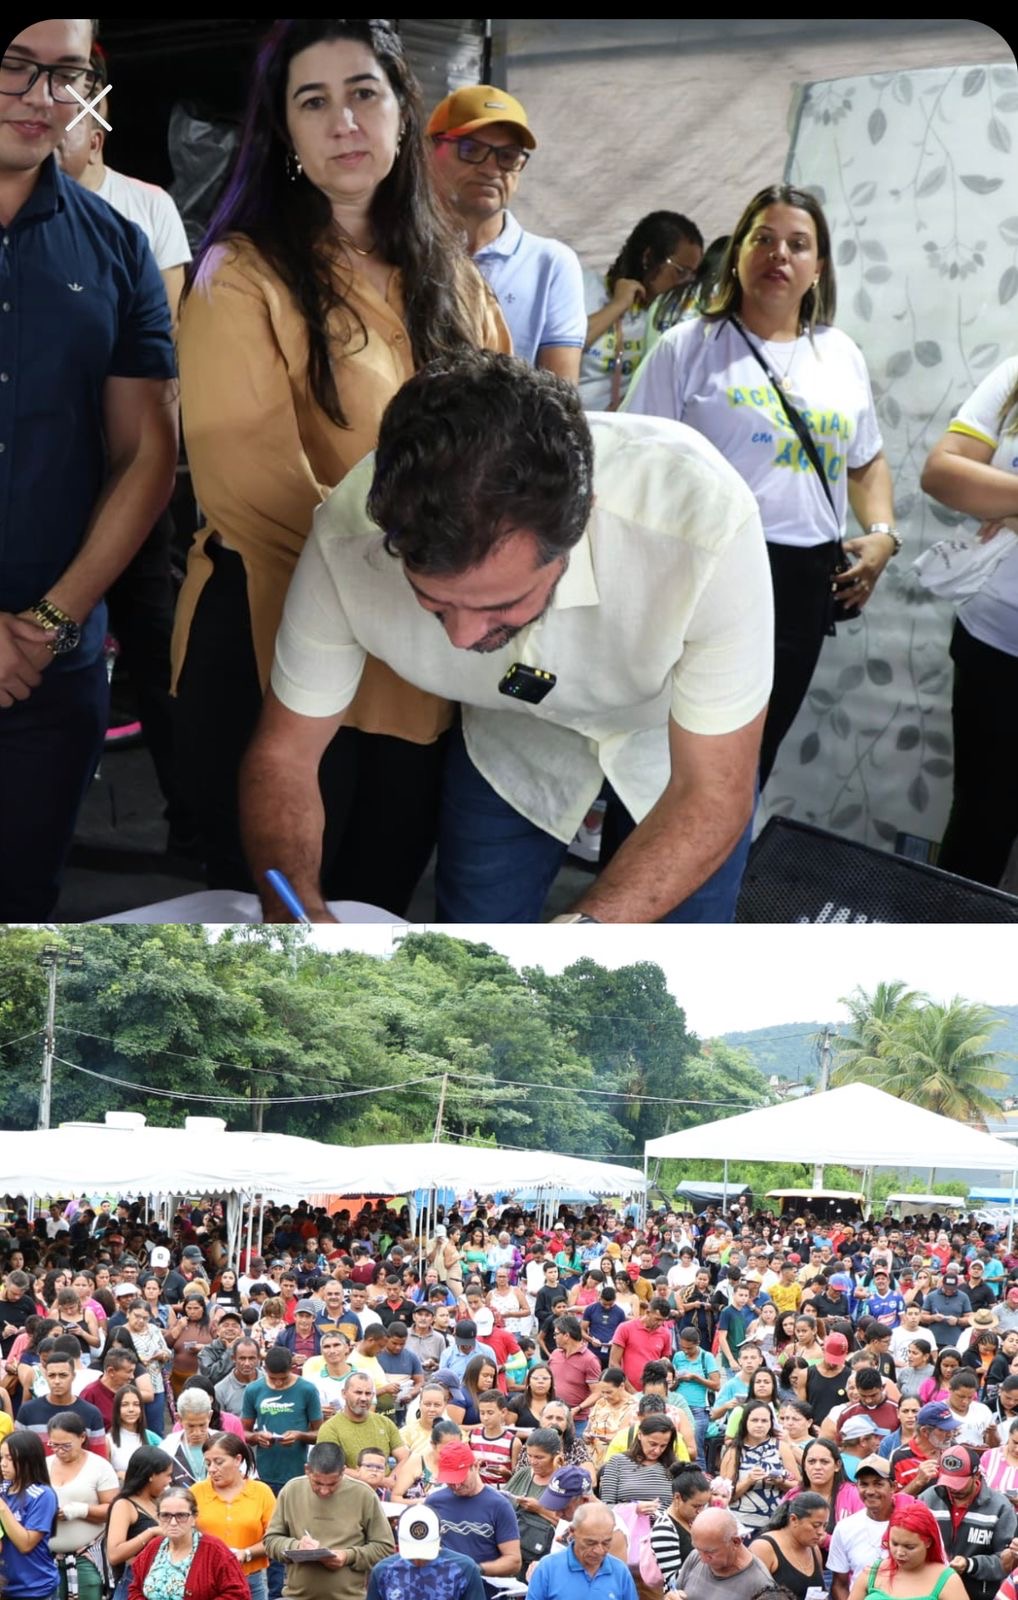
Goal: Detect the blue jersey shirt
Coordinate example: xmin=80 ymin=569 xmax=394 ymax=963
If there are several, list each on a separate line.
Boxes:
xmin=367 ymin=1549 xmax=487 ymax=1600
xmin=0 ymin=1481 xmax=60 ymax=1596
xmin=0 ymin=154 xmax=175 ymax=668
xmin=864 ymin=1290 xmax=907 ymax=1327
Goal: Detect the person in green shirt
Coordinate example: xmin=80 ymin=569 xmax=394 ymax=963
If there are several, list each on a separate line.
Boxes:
xmin=317 ymin=1373 xmax=408 ymax=1493
xmin=264 ymin=1440 xmax=395 ymax=1600
xmin=242 ymin=1346 xmax=323 ymax=1494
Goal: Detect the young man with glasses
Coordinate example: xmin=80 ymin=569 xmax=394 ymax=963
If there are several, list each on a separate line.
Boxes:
xmin=0 ymin=19 xmax=178 ymax=918
xmin=427 ymin=86 xmax=586 ymax=381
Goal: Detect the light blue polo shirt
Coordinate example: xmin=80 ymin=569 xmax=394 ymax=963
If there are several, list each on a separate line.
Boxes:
xmin=529 ymin=1544 xmax=638 ymax=1600
xmin=472 ymin=211 xmax=585 ymax=364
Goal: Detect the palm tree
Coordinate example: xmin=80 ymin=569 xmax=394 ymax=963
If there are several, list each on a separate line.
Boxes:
xmin=831 ymin=980 xmax=923 ymax=1085
xmin=879 ymin=997 xmax=1009 ymax=1127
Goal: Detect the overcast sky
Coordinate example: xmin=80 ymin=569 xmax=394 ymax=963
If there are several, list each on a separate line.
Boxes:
xmin=220 ymin=923 xmax=1018 ymax=1040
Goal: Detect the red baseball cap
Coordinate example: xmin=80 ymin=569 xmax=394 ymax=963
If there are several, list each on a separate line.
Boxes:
xmin=435 ymin=1441 xmax=475 ymax=1485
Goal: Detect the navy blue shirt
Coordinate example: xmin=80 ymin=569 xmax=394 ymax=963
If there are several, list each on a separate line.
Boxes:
xmin=582 ymin=1300 xmax=627 ymax=1356
xmin=0 ymin=154 xmax=175 ymax=667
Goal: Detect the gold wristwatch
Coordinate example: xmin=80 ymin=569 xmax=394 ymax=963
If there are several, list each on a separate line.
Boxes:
xmin=25 ymin=597 xmax=81 ymax=655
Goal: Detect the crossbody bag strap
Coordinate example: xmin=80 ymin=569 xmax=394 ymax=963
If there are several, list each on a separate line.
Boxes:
xmin=729 ymin=315 xmax=837 ymax=518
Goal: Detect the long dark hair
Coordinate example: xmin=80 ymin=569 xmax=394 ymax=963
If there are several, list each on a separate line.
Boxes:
xmin=110 ymin=1383 xmax=147 ymax=1448
xmin=652 ymin=234 xmax=730 ymax=334
xmin=522 ymin=1363 xmax=557 ymax=1410
xmin=798 ymin=1437 xmax=849 ymax=1532
xmin=116 ymin=1445 xmax=174 ymax=1501
xmin=704 ymin=183 xmax=836 ymax=332
xmin=606 ymin=211 xmax=703 ymax=296
xmin=769 ymin=1490 xmax=828 ymax=1531
xmin=462 ymin=1355 xmax=498 ymax=1407
xmin=1 ymin=1428 xmax=52 ymax=1492
xmin=724 ymin=1401 xmax=778 ymax=1484
xmin=628 ymin=1413 xmax=678 ymax=1469
xmin=185 ymin=19 xmax=482 ymax=428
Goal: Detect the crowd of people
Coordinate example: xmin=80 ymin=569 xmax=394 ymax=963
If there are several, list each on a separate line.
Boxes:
xmin=5 ymin=1191 xmax=1018 ymax=1600
xmin=3 ymin=16 xmax=1015 ymax=923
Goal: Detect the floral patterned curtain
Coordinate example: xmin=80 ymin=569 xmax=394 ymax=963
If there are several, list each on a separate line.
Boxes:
xmin=763 ymin=61 xmax=1018 ymax=862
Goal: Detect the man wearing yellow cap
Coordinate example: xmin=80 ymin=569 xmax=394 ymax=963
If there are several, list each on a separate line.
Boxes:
xmin=427 ymin=86 xmax=585 ymax=380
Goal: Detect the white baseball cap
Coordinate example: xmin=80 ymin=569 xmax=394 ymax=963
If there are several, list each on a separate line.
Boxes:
xmin=398 ymin=1505 xmax=441 ymax=1560
xmin=471 ymin=1307 xmax=495 ymax=1336
xmin=150 ymin=1247 xmax=171 ymax=1268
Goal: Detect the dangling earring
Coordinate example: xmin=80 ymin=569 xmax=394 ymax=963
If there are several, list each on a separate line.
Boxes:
xmin=286 ymin=151 xmax=302 ymax=183
xmin=395 ymin=127 xmax=404 ymax=157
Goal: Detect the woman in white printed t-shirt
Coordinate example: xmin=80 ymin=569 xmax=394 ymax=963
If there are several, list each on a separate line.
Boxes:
xmin=626 ymin=183 xmax=899 ymax=786
xmin=921 ymin=356 xmax=1018 ymax=887
xmin=578 ymin=211 xmax=704 ymax=412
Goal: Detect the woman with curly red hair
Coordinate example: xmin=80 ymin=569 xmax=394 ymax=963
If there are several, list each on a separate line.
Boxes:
xmin=846 ymin=1502 xmax=966 ymax=1600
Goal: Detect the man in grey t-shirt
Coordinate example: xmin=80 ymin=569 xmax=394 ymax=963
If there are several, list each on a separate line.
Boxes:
xmin=674 ymin=1509 xmax=774 ymax=1600
xmin=213 ymin=1339 xmax=262 ymax=1416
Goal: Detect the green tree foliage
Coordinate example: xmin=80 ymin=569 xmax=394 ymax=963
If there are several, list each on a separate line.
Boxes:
xmin=0 ymin=929 xmax=725 ymax=1161
xmin=832 ymin=984 xmax=1010 ymax=1127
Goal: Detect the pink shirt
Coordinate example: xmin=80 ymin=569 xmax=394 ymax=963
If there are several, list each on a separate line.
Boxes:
xmin=612 ymin=1319 xmax=674 ymax=1388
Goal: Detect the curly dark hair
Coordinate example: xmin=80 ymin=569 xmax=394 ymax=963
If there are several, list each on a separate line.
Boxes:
xmin=184 ymin=19 xmax=482 ymax=428
xmin=606 ymin=210 xmax=704 ymax=295
xmin=369 ymin=351 xmax=594 ymax=574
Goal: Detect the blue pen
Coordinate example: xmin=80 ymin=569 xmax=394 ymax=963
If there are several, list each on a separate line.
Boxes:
xmin=265 ymin=869 xmax=312 ymax=925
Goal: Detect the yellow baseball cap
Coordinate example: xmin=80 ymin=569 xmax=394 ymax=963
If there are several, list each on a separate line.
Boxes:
xmin=427 ymin=84 xmax=536 ymax=150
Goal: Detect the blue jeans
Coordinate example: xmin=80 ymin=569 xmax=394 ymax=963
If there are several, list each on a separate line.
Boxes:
xmin=247 ymin=1571 xmax=268 ymax=1600
xmin=688 ymin=1407 xmax=710 ymax=1466
xmin=436 ymin=724 xmax=752 ymax=922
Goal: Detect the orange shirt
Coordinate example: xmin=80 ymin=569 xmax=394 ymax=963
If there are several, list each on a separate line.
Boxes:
xmin=172 ymin=236 xmax=509 ymax=738
xmin=192 ymin=1476 xmax=276 ymax=1573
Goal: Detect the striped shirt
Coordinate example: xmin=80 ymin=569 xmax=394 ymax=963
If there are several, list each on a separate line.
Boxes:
xmin=469 ymin=1425 xmax=515 ymax=1487
xmin=598 ymin=1455 xmax=673 ymax=1506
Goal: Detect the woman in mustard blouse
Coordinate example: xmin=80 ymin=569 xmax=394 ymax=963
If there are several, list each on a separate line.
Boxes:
xmin=172 ymin=19 xmax=507 ymax=906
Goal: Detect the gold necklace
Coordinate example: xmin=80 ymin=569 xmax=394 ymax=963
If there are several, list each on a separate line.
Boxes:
xmin=338 ymin=230 xmax=377 ymax=258
xmin=769 ymin=333 xmax=801 ymax=393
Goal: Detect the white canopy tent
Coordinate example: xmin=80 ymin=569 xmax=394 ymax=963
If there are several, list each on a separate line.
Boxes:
xmin=313 ymin=1143 xmax=646 ymax=1248
xmin=644 ymin=1083 xmax=1018 ymax=1232
xmin=0 ymin=1120 xmax=645 ymax=1262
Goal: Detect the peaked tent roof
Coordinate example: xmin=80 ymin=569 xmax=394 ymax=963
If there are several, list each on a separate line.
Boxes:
xmin=644 ymin=1083 xmax=1018 ymax=1172
xmin=0 ymin=1128 xmax=645 ymax=1202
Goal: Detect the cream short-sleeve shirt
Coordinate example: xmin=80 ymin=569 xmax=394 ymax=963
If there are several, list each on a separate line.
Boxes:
xmin=272 ymin=411 xmax=773 ymax=841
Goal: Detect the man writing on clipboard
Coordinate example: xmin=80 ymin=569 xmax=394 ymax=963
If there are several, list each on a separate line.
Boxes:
xmin=264 ymin=1440 xmax=394 ymax=1600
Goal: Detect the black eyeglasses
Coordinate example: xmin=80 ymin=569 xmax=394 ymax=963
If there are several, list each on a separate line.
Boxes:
xmin=432 ymin=134 xmax=529 ymax=173
xmin=0 ymin=54 xmax=97 ymax=104
xmin=159 ymin=1511 xmax=194 ymax=1522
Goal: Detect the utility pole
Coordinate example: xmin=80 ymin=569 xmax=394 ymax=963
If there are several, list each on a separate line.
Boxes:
xmin=433 ymin=1073 xmax=448 ymax=1142
xmin=813 ymin=1025 xmax=834 ymax=1188
xmin=37 ymin=943 xmax=84 ymax=1129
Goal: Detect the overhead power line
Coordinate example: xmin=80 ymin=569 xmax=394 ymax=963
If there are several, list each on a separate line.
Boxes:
xmin=441 ymin=1128 xmax=646 ymax=1162
xmin=31 ymin=1029 xmax=775 ymax=1110
xmin=51 ymin=1056 xmax=448 ymax=1107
